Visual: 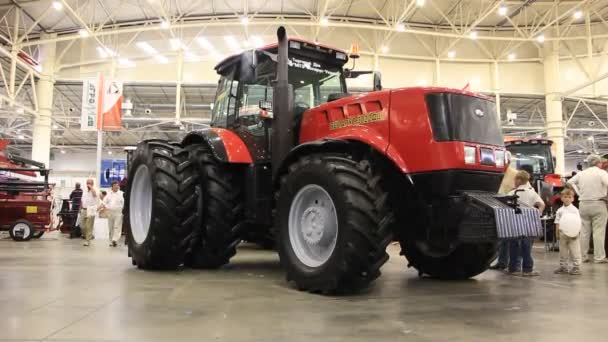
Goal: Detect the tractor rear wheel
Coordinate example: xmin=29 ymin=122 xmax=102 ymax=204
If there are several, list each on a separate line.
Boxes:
xmin=276 ymin=154 xmax=394 ymax=293
xmin=9 ymin=220 xmax=34 ymax=241
xmin=400 ymin=240 xmax=498 ymax=279
xmin=125 ymin=140 xmax=198 ymax=269
xmin=184 ymin=144 xmax=244 ymax=269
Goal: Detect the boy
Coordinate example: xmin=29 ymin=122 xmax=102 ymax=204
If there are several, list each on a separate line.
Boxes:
xmin=508 ymin=170 xmax=545 ymax=276
xmin=553 ymin=188 xmax=583 ymax=275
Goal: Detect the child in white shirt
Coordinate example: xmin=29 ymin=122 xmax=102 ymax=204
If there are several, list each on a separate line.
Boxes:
xmin=554 ymin=188 xmax=583 ymax=275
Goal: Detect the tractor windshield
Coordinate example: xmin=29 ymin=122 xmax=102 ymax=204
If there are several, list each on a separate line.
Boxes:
xmin=507 ymin=144 xmax=555 ymax=176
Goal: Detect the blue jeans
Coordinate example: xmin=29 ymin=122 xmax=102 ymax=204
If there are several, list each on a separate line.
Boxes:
xmin=496 ymin=239 xmax=509 ymax=268
xmin=509 ymin=238 xmax=534 ymax=272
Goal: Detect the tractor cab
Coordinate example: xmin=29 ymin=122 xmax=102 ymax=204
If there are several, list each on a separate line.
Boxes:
xmin=505 ymin=138 xmax=562 ymax=187
xmin=209 ymin=39 xmax=375 ymax=162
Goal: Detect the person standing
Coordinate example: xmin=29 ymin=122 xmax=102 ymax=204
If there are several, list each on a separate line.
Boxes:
xmin=553 ymin=188 xmax=583 ymax=275
xmin=567 ymin=154 xmax=608 ymax=263
xmin=81 ymin=178 xmax=98 ymax=247
xmin=69 ymin=182 xmax=83 ymax=211
xmin=100 ymin=181 xmax=124 ymax=247
xmin=507 ymin=170 xmax=545 ymax=276
xmin=490 ymin=152 xmax=517 ymax=271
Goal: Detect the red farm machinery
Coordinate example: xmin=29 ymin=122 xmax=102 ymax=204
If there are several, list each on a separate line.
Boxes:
xmin=0 ymin=140 xmax=53 ymax=241
xmin=124 ymin=27 xmax=541 ymax=293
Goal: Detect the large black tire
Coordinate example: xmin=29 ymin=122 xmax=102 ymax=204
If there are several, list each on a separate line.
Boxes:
xmin=32 ymin=231 xmax=44 ymax=239
xmin=125 ymin=140 xmax=198 ymax=269
xmin=9 ymin=220 xmax=34 ymax=241
xmin=184 ymin=144 xmax=244 ymax=269
xmin=276 ymin=154 xmax=394 ymax=293
xmin=401 ymin=240 xmax=498 ymax=279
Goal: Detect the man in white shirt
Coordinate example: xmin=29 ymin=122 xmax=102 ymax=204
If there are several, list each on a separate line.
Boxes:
xmin=100 ymin=181 xmax=124 ymax=247
xmin=81 ymin=178 xmax=98 ymax=247
xmin=567 ymin=154 xmax=608 ymax=263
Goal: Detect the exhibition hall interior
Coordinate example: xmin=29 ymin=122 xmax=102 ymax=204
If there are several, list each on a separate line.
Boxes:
xmin=2 ymin=0 xmax=608 ymax=341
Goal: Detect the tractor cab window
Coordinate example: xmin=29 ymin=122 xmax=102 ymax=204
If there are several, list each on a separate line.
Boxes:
xmin=238 ymin=83 xmax=273 ymax=131
xmin=212 ymin=69 xmax=239 ymax=127
xmin=508 ymin=144 xmax=555 ymax=176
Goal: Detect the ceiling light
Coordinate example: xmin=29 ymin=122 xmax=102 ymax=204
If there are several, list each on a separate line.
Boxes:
xmin=241 ymin=16 xmax=249 ymax=25
xmin=160 ymin=20 xmax=170 ymax=29
xmin=52 ymin=124 xmax=59 ymax=129
xmin=78 ymin=29 xmax=89 ymax=38
xmin=320 ymin=17 xmax=329 ymax=26
xmin=16 ymin=107 xmax=24 ymax=114
xmin=250 ymin=36 xmax=264 ymax=48
xmin=447 ymin=50 xmax=455 ymax=58
xmin=96 ymin=46 xmax=116 ymax=59
xmin=508 ymin=52 xmax=516 ymax=60
xmin=136 ymin=41 xmax=158 ymax=55
xmin=416 ymin=0 xmax=425 ymax=7
xmin=469 ymin=31 xmax=478 ymax=39
xmin=184 ymin=51 xmax=200 ymax=62
xmin=381 ymin=45 xmax=389 ymax=53
xmin=108 ymin=150 xmax=113 ymax=155
xmin=224 ymin=35 xmax=241 ymax=52
xmin=118 ymin=58 xmax=135 ymax=68
xmin=170 ymin=38 xmax=183 ymax=51
xmin=395 ymin=23 xmax=405 ymax=32
xmin=498 ymin=6 xmax=508 ymax=16
xmin=17 ymin=134 xmax=24 ymax=140
xmin=196 ymin=37 xmax=214 ymax=50
xmin=536 ymin=34 xmax=545 ymax=43
xmin=573 ymin=10 xmax=583 ymax=20
xmin=60 ymin=149 xmax=66 ymax=154
xmin=154 ymin=55 xmax=169 ymax=64
xmin=52 ymin=1 xmax=63 ymax=11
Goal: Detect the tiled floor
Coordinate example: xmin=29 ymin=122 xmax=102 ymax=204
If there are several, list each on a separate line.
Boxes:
xmin=1 ymin=233 xmax=607 ymax=341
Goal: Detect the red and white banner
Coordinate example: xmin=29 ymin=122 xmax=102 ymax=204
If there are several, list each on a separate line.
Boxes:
xmin=97 ymin=74 xmax=123 ymax=131
xmin=81 ymin=74 xmax=123 ymax=132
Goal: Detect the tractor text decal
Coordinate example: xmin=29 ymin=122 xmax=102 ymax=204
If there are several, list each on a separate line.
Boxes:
xmin=329 ymin=111 xmax=384 ymax=130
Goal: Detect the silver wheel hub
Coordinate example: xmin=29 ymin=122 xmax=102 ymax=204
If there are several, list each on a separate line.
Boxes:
xmin=301 ymin=207 xmax=325 ymax=245
xmin=13 ymin=223 xmax=30 ymax=238
xmin=130 ymin=165 xmax=153 ymax=244
xmin=288 ymin=184 xmax=338 ymax=268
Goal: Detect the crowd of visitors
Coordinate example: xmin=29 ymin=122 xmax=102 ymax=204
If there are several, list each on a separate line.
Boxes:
xmin=69 ymin=178 xmax=124 ymax=248
xmin=492 ymin=153 xmax=608 ymax=276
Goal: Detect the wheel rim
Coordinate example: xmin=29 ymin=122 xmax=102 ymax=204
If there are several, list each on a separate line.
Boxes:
xmin=130 ymin=165 xmax=153 ymax=244
xmin=288 ymin=184 xmax=338 ymax=268
xmin=13 ymin=223 xmax=30 ymax=239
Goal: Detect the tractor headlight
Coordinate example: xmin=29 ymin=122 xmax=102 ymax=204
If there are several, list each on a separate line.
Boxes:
xmin=495 ymin=150 xmax=505 ymax=168
xmin=464 ymin=146 xmax=476 ymax=165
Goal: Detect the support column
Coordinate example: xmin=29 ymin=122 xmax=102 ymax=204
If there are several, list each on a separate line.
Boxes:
xmin=31 ymin=33 xmax=56 ymax=168
xmin=175 ymin=50 xmax=184 ymax=123
xmin=544 ymin=38 xmax=565 ymax=175
xmin=434 ymin=58 xmax=441 ymax=86
xmin=492 ymin=61 xmax=501 ymax=122
xmin=96 ymin=60 xmax=117 ymax=187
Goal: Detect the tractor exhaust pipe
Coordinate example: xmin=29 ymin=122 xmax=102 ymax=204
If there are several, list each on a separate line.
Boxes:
xmin=272 ymin=26 xmax=295 ymax=179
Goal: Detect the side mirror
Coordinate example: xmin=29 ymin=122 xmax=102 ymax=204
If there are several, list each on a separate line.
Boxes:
xmin=373 ymin=71 xmax=382 ymax=91
xmin=240 ymin=50 xmax=257 ymax=83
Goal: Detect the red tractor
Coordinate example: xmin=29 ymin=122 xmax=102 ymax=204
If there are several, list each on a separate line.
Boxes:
xmin=0 ymin=140 xmax=53 ymax=241
xmin=125 ymin=27 xmax=540 ymax=293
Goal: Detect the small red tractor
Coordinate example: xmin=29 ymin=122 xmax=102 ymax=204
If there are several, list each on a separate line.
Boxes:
xmin=125 ymin=27 xmax=540 ymax=293
xmin=0 ymin=140 xmax=53 ymax=241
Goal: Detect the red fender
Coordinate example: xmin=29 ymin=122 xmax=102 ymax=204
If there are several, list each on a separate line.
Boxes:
xmin=210 ymin=128 xmax=253 ymax=163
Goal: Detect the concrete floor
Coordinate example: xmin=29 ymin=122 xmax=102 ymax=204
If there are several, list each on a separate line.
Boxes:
xmin=1 ymin=234 xmax=607 ymax=342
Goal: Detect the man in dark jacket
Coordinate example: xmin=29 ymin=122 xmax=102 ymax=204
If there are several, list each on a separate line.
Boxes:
xmin=69 ymin=182 xmax=83 ymax=211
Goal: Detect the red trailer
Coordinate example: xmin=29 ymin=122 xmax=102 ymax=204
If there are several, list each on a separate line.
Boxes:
xmin=0 ymin=140 xmax=53 ymax=241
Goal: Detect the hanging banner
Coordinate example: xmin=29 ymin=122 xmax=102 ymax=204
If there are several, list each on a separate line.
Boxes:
xmin=80 ymin=77 xmax=99 ymax=131
xmin=97 ymin=75 xmax=123 ymax=131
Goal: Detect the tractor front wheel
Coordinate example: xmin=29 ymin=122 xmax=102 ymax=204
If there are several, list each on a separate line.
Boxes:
xmin=276 ymin=154 xmax=394 ymax=293
xmin=401 ymin=240 xmax=498 ymax=279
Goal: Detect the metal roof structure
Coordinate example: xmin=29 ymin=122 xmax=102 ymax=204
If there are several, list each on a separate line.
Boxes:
xmin=0 ymin=0 xmax=607 ymax=156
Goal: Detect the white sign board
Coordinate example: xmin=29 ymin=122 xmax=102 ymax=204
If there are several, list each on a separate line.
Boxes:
xmin=81 ymin=78 xmax=99 ymax=131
